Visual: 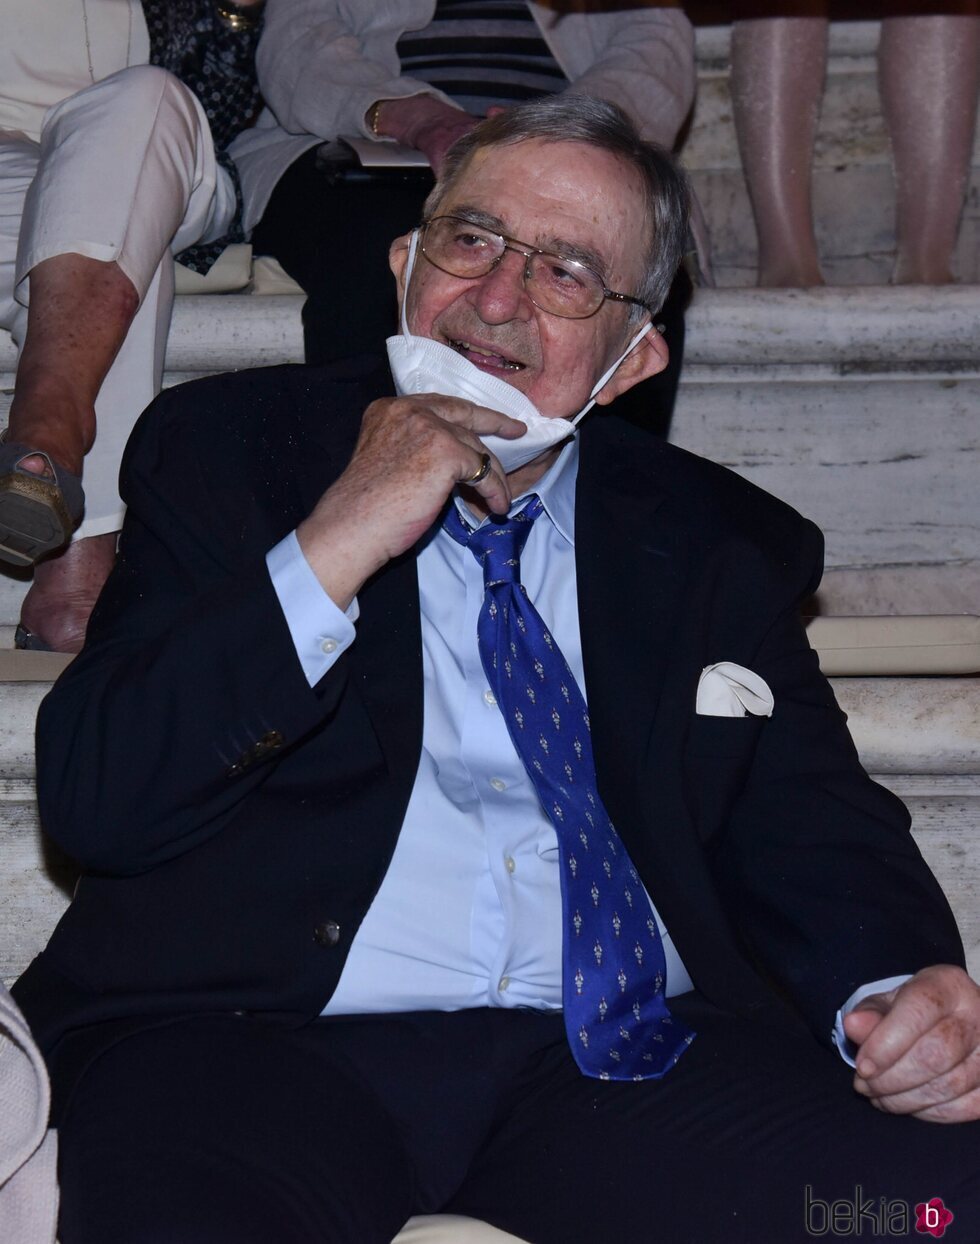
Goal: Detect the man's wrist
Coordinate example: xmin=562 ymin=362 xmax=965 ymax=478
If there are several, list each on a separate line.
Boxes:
xmin=367 ymin=97 xmax=414 ymax=144
xmin=370 ymin=94 xmax=461 ymax=148
xmin=367 ymin=100 xmax=385 ymax=137
xmin=267 ymin=532 xmax=358 ymax=688
xmin=295 ymin=509 xmax=384 ymax=613
xmin=831 ymin=974 xmax=913 ymax=1066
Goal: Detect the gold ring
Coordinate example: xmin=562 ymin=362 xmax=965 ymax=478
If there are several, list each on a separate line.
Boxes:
xmin=462 ymin=452 xmax=492 ymax=485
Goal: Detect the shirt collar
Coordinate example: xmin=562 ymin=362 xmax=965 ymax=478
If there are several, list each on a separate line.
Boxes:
xmin=454 ymin=436 xmax=579 ymax=548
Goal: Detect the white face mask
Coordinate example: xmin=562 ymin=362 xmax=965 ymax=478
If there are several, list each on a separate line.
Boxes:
xmin=385 ymin=230 xmax=651 ymax=474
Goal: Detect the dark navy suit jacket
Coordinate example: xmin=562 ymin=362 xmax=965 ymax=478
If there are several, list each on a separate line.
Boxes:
xmin=14 ymin=358 xmax=963 ymax=1073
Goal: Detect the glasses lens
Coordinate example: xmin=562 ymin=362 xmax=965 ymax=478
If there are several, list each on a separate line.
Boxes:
xmin=525 ymin=253 xmax=603 ymax=319
xmin=423 ymin=218 xmax=502 ymax=277
xmin=421 ymin=217 xmax=606 ymax=319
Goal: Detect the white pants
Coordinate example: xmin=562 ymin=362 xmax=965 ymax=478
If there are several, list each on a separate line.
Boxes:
xmin=0 ymin=65 xmax=236 ymax=539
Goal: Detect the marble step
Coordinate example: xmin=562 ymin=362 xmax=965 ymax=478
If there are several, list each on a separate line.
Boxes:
xmin=5 ymin=285 xmax=977 ymax=381
xmin=2 ymin=286 xmax=978 ymax=613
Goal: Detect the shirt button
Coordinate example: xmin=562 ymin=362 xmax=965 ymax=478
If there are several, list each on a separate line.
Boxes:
xmin=483 ymin=689 xmax=497 ymax=707
xmin=489 ymin=777 xmax=506 ymax=792
xmin=499 ymin=976 xmax=511 ymax=992
xmin=505 ymin=856 xmax=516 ymax=874
xmin=320 ymin=637 xmax=338 ymax=654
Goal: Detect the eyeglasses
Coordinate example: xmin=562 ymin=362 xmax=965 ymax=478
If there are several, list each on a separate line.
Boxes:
xmin=418 ymin=215 xmax=650 ymax=320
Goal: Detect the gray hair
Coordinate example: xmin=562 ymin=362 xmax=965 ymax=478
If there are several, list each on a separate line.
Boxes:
xmin=424 ymin=94 xmax=690 ymax=320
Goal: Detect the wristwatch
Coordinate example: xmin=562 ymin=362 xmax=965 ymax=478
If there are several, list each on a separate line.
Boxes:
xmin=214 ymin=0 xmax=265 ymax=32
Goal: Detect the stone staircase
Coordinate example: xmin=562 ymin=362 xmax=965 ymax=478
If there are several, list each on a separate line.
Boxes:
xmin=1 ymin=22 xmax=978 ymax=987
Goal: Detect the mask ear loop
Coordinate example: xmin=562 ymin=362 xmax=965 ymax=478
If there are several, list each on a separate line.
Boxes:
xmin=400 ymin=229 xmax=422 ymax=337
xmin=570 ymin=318 xmax=653 ymax=426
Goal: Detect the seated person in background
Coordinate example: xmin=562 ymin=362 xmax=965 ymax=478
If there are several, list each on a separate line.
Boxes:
xmin=14 ymin=97 xmax=979 ymax=1243
xmin=0 ymin=0 xmax=263 ymax=652
xmin=250 ymin=0 xmax=697 ymax=432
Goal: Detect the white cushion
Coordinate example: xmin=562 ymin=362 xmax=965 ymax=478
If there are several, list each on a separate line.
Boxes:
xmin=250 ymin=254 xmax=306 ymax=297
xmin=173 ymin=244 xmax=253 ymax=294
xmin=0 ymin=649 xmax=73 ymax=682
xmin=394 ymin=1215 xmax=529 ymax=1243
xmin=806 ymin=614 xmax=980 ymax=675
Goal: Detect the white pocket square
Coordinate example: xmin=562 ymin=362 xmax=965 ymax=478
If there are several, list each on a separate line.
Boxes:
xmin=696 ymin=662 xmax=774 ymax=718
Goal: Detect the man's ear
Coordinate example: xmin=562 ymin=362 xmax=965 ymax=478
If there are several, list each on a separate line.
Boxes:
xmin=592 ymin=325 xmax=669 ymax=407
xmin=389 ymin=233 xmax=412 ymax=297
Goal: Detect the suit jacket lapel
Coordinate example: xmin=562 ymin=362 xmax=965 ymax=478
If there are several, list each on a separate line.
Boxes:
xmin=575 ymin=417 xmax=691 ymax=842
xmin=354 ymin=553 xmax=424 ymax=802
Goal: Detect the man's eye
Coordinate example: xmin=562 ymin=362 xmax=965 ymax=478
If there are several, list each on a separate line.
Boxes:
xmin=453 ymin=231 xmax=491 ymax=251
xmin=544 ymin=261 xmax=586 ymax=288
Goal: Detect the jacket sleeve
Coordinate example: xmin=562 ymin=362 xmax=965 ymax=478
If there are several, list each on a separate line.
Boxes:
xmin=256 ymin=0 xmax=459 ymax=143
xmin=532 ymin=4 xmax=696 ymax=149
xmin=34 ymin=374 xmax=354 ymax=876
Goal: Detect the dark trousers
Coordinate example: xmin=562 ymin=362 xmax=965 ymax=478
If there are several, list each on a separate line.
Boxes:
xmin=250 ymin=147 xmax=688 ymax=439
xmin=55 ymin=995 xmax=980 ymax=1243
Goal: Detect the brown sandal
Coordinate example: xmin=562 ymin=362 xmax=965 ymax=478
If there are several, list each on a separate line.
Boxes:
xmin=0 ymin=436 xmax=84 ymax=567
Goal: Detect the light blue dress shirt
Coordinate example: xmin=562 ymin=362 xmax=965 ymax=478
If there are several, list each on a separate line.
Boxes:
xmin=268 ymin=439 xmax=692 ymax=1016
xmin=266 ymin=438 xmax=907 ymax=1046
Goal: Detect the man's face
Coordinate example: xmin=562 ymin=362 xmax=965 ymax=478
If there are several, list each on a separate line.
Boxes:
xmin=390 ymin=138 xmax=666 ymax=419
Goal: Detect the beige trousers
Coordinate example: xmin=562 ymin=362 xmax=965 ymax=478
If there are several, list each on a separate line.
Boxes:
xmin=0 ymin=65 xmax=236 ymax=539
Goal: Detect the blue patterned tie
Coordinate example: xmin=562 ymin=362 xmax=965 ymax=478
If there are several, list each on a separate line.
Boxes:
xmin=444 ymin=497 xmax=695 ymax=1081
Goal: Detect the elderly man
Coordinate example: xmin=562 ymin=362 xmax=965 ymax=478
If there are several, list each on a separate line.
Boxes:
xmin=14 ymin=97 xmax=980 ymax=1243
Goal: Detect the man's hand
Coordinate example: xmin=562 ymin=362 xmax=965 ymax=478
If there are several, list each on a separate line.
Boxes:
xmin=843 ymin=965 xmax=980 ymax=1122
xmin=296 ymin=394 xmax=525 ymax=608
xmin=372 ymin=97 xmax=479 ymax=174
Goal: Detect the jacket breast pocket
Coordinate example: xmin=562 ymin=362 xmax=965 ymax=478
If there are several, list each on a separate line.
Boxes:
xmin=683 ymin=714 xmax=766 ymax=841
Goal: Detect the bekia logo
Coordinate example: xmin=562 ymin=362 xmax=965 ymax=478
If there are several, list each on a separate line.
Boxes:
xmin=915 ymin=1198 xmax=954 ymax=1238
xmin=804 ymin=1186 xmax=955 ymax=1237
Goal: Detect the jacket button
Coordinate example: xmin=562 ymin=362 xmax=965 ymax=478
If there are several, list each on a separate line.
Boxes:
xmin=313 ymin=921 xmax=340 ymax=947
xmin=257 ymin=730 xmax=284 ymax=752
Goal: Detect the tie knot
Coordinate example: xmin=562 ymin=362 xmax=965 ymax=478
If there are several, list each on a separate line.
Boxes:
xmin=444 ymin=496 xmax=543 ymax=588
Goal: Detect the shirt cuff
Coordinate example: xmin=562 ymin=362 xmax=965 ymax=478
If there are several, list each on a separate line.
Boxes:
xmin=267 ymin=530 xmax=359 ymax=686
xmin=831 ymin=974 xmax=913 ymax=1067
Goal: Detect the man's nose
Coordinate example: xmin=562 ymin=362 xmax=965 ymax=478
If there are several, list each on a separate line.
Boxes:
xmin=469 ymin=248 xmax=533 ymax=324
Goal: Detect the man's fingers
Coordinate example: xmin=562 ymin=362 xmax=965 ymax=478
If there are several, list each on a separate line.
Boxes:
xmin=432 ymin=395 xmax=528 ymax=439
xmin=842 ymin=1004 xmax=887 ymax=1050
xmin=856 ymin=1037 xmax=980 ymax=1108
xmin=846 ymin=967 xmax=980 ymax=1120
xmin=909 ymin=1084 xmax=980 ymax=1123
xmin=851 ymin=967 xmax=977 ymax=1080
xmin=855 ymin=1012 xmax=979 ymax=1097
xmin=857 ymin=1043 xmax=980 ymax=1119
xmin=458 ymin=448 xmax=511 ymax=515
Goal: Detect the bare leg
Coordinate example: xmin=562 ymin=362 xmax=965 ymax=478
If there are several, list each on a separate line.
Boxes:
xmin=8 ymin=253 xmax=138 ymax=476
xmin=730 ymin=15 xmax=829 ymax=287
xmin=7 ymin=254 xmax=137 ymax=650
xmin=19 ymin=532 xmax=118 ymax=653
xmin=879 ymin=13 xmax=980 ymax=284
